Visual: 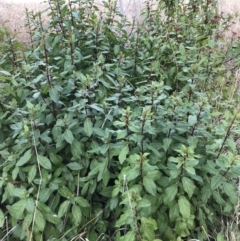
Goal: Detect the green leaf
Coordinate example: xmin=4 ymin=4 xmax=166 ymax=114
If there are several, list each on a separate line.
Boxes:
xmin=26 ymin=101 xmax=34 ymax=109
xmin=28 ymin=165 xmax=37 ymax=182
xmin=201 ymin=185 xmax=212 ymax=203
xmin=74 ymin=196 xmax=90 ymax=207
xmin=146 ymin=170 xmax=162 ymax=180
xmin=16 ymin=149 xmax=32 ymax=166
xmin=116 ymin=212 xmax=132 ymax=227
xmin=163 ymin=138 xmax=172 ymax=152
xmin=140 ymin=217 xmax=157 ymax=240
xmin=49 ymin=87 xmax=59 ymax=103
xmin=138 ymin=199 xmax=151 ymax=208
xmin=37 ymin=201 xmax=54 ymax=215
xmin=169 ymin=202 xmax=179 ymax=222
xmin=100 ymin=144 xmax=109 ymax=155
xmin=114 ymin=45 xmax=120 ymax=55
xmin=13 ymin=188 xmax=26 ymax=198
xmin=216 ymin=232 xmax=225 ymax=241
xmin=182 ymin=177 xmax=195 ymax=198
xmin=119 ymin=231 xmax=136 ymax=241
xmin=58 ymin=200 xmax=70 ymax=218
xmin=123 ymin=166 xmax=140 ymax=182
xmin=211 ymin=175 xmax=223 ymax=190
xmin=175 ymin=220 xmax=190 ymax=237
xmin=0 ymin=209 xmax=4 ymax=228
xmin=58 ymin=186 xmax=73 ymax=199
xmin=145 ymin=144 xmax=163 ymax=158
xmin=84 ymin=118 xmax=93 ymax=137
xmin=44 ymin=214 xmax=61 ymax=225
xmin=119 ymin=144 xmax=129 ymax=164
xmin=226 ymin=139 xmax=236 ymax=152
xmin=26 ymin=198 xmax=35 ymax=213
xmin=52 ymin=126 xmax=62 ymax=141
xmin=89 ymin=103 xmax=104 ymax=113
xmin=22 ymin=213 xmax=33 ymax=231
xmin=38 ymin=155 xmax=52 ymax=170
xmin=39 ymin=188 xmax=52 ymax=202
xmin=164 ymin=185 xmax=178 ymax=204
xmin=7 ymin=199 xmax=26 ymax=219
xmin=117 ymin=130 xmax=128 ymax=139
xmin=0 ymin=70 xmax=11 ymax=76
xmin=100 ymin=186 xmax=113 ymax=197
xmin=213 ymin=191 xmax=225 ymax=206
xmin=179 ymin=43 xmax=185 ymax=56
xmin=112 ymin=185 xmax=120 ymax=197
xmin=143 ymin=176 xmax=157 ymax=196
xmin=49 ymin=153 xmax=62 ymax=166
xmin=35 ymin=209 xmax=46 ymax=231
xmin=64 ymin=129 xmax=74 ymax=144
xmin=66 ymin=162 xmax=82 ymax=170
xmin=223 ymin=182 xmax=238 ymax=204
xmin=71 ymin=139 xmax=82 ymax=158
xmin=178 ymin=196 xmax=191 ymax=219
xmin=12 ymin=166 xmax=19 ymax=180
xmin=72 ymin=204 xmax=82 ymax=224
xmin=6 ymin=183 xmax=14 ymax=197
xmin=93 ymin=127 xmax=105 ymax=137
xmin=185 ymin=166 xmax=196 ymax=175
xmin=188 ymin=115 xmax=197 ymax=126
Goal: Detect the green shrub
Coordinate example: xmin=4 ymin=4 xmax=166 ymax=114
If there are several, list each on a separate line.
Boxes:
xmin=0 ymin=0 xmax=240 ymax=240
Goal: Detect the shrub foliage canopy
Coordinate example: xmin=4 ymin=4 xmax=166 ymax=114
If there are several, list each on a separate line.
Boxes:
xmin=0 ymin=0 xmax=240 ymax=240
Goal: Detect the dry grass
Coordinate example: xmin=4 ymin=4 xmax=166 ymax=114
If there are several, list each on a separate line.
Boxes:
xmin=0 ymin=0 xmax=146 ymax=42
xmin=0 ymin=0 xmax=240 ymax=42
xmin=0 ymin=2 xmax=48 ymax=42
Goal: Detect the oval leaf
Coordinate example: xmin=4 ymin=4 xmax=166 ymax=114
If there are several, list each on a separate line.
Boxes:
xmin=72 ymin=204 xmax=82 ymax=224
xmin=16 ymin=149 xmax=32 ymax=166
xmin=38 ymin=155 xmax=52 ymax=170
xmin=143 ymin=176 xmax=157 ymax=196
xmin=64 ymin=129 xmax=74 ymax=144
xmin=182 ymin=177 xmax=195 ymax=198
xmin=66 ymin=162 xmax=83 ymax=170
xmin=211 ymin=175 xmax=223 ymax=190
xmin=178 ymin=196 xmax=191 ymax=219
xmin=84 ymin=118 xmax=93 ymax=137
xmin=119 ymin=145 xmax=129 ymax=164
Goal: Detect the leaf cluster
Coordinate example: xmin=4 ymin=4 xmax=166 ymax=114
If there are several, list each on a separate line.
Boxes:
xmin=0 ymin=0 xmax=240 ymax=240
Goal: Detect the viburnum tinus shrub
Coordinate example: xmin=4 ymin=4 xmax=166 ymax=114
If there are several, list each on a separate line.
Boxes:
xmin=0 ymin=0 xmax=240 ymax=240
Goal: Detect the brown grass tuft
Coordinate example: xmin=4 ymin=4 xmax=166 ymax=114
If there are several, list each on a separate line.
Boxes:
xmin=1 ymin=0 xmax=239 ymax=42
